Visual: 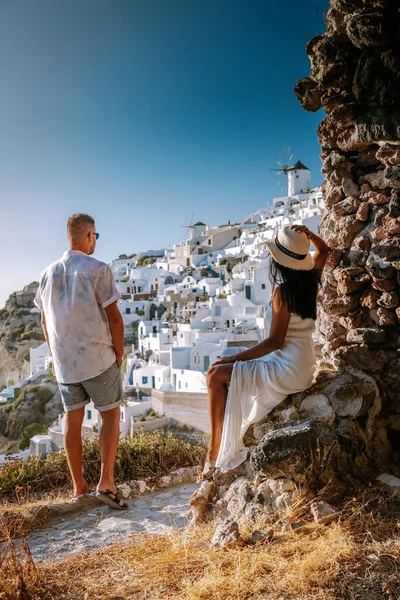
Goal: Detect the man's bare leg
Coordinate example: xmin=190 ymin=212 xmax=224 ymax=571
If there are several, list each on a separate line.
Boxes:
xmin=97 ymin=406 xmax=120 ymax=492
xmin=64 ymin=407 xmax=89 ymax=496
xmin=206 ymin=363 xmax=234 ymax=462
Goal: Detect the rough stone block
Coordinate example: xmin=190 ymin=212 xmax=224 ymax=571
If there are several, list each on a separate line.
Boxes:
xmin=346 ymin=327 xmax=386 ymax=345
xmin=211 ymin=519 xmax=244 ymax=549
xmin=356 ymin=202 xmax=370 ymax=221
xmin=299 ymin=394 xmax=335 ymax=424
xmin=250 ymin=421 xmax=336 ymax=483
xmin=311 ymin=500 xmax=338 ymax=524
xmin=323 ymin=371 xmax=377 ymax=418
xmin=346 ymin=13 xmax=394 ymax=49
xmin=377 ymin=291 xmax=400 ymax=309
xmin=333 ymin=344 xmax=389 ymax=373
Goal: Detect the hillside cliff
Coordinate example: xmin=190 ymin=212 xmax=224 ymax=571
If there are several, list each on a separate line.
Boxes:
xmin=0 ymin=380 xmax=62 ymax=452
xmin=0 ymin=282 xmax=45 ymax=387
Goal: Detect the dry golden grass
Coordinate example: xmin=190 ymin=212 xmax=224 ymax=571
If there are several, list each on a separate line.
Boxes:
xmin=1 ymin=488 xmax=399 ymax=600
xmin=0 ymin=491 xmax=72 ymax=542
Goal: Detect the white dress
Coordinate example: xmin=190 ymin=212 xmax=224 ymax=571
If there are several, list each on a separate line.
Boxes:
xmin=216 ymin=306 xmax=316 ymax=473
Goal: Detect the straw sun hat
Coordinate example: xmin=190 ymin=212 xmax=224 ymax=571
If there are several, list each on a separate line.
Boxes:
xmin=263 ymin=226 xmax=314 ymax=271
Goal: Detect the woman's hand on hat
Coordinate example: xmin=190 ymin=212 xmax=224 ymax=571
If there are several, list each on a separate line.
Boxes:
xmin=290 ymin=224 xmax=312 ymax=239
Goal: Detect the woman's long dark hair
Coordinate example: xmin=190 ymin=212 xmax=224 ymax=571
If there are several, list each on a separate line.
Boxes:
xmin=269 ymin=256 xmax=321 ymax=320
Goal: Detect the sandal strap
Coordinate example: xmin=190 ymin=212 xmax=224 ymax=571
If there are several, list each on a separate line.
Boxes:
xmin=103 ymin=489 xmax=126 ymax=507
xmin=203 ymin=460 xmax=216 ymax=470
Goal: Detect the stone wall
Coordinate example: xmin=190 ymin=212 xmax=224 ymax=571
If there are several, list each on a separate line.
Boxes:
xmin=151 ymin=389 xmax=210 ymax=433
xmin=294 ymin=0 xmax=400 ymax=432
xmin=190 ymin=0 xmax=400 ymax=540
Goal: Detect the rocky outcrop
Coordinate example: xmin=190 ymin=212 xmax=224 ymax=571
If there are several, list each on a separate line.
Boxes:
xmin=190 ymin=0 xmax=400 ymax=536
xmin=294 ymin=0 xmax=400 ymax=422
xmin=0 ymin=282 xmax=44 ymax=387
xmin=0 ymin=380 xmax=62 ymax=448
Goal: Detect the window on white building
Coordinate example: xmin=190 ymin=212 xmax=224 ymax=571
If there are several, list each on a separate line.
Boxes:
xmin=142 ymin=376 xmax=148 ymax=384
xmin=261 ymin=284 xmax=266 ymax=290
xmin=87 ymin=410 xmax=92 ymax=420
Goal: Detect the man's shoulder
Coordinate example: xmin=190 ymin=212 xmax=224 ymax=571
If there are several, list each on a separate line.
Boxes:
xmin=40 ymin=253 xmax=111 ymax=281
xmin=39 ymin=257 xmax=64 ymax=280
xmin=78 ymin=255 xmax=110 ymax=275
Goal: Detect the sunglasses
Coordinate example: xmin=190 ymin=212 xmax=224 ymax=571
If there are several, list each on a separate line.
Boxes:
xmin=88 ymin=232 xmax=100 ymax=240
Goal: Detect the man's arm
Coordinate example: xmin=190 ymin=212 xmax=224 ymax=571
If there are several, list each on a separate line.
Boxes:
xmin=105 ymin=302 xmax=124 ymax=367
xmin=41 ymin=312 xmax=52 ymax=356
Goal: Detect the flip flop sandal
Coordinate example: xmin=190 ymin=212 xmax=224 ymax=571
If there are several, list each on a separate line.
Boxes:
xmin=96 ymin=489 xmax=128 ymax=510
xmin=197 ymin=460 xmax=217 ymax=482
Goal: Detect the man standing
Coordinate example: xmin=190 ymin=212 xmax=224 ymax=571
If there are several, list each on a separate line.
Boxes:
xmin=35 ymin=213 xmax=127 ymax=509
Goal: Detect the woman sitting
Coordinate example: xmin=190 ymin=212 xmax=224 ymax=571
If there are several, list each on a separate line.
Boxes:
xmin=200 ymin=224 xmax=329 ymax=480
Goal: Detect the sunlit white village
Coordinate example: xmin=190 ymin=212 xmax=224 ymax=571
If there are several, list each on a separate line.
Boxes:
xmin=0 ymin=162 xmax=324 ymax=459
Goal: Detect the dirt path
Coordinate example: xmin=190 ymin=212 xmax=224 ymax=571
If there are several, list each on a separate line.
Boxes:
xmin=24 ymin=483 xmax=198 ymax=562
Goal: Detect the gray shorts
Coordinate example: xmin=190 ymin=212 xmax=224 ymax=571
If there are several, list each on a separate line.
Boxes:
xmin=58 ymin=362 xmax=123 ymax=413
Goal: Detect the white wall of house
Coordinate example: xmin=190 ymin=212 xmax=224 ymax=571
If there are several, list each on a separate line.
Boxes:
xmin=82 ymin=401 xmax=101 ymax=430
xmin=288 ymin=167 xmax=311 ymax=196
xmin=120 ymin=399 xmax=152 ymax=437
xmin=190 ymin=342 xmax=221 ymax=372
xmin=197 ymin=278 xmax=221 ymax=297
xmin=143 ymin=328 xmax=173 ymax=353
xmin=129 ymin=364 xmax=170 ymax=390
xmin=172 ymin=368 xmax=208 ymax=393
xmin=30 ymin=435 xmax=53 ymax=458
xmin=151 ymin=389 xmax=210 ymax=432
xmin=170 ymin=347 xmax=191 ymax=370
xmin=30 ymin=342 xmax=49 ymax=376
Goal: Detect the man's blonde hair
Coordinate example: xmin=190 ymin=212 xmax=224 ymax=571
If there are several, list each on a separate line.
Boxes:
xmin=67 ymin=213 xmax=95 ymax=243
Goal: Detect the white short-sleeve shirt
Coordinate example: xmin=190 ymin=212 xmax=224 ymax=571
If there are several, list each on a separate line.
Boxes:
xmin=35 ymin=250 xmax=121 ymax=384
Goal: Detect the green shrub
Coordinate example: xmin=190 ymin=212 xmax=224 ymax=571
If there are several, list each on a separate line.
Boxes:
xmin=20 ymin=329 xmax=44 ymax=342
xmin=136 ymin=256 xmax=157 ymax=267
xmin=20 ymin=385 xmax=53 ymax=404
xmin=2 ymin=405 xmax=13 ymax=414
xmin=13 ymin=397 xmax=23 ymax=410
xmin=19 ymin=423 xmax=47 ymax=450
xmin=0 ymin=431 xmax=206 ymax=501
xmin=138 ymin=414 xmax=146 ymax=422
xmin=10 ymin=385 xmax=54 ymax=413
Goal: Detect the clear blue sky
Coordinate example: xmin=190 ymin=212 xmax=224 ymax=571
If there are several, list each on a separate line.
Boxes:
xmin=0 ymin=0 xmax=328 ymax=308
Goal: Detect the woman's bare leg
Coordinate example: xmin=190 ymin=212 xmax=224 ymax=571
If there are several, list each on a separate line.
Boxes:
xmin=206 ymin=363 xmax=234 ymax=461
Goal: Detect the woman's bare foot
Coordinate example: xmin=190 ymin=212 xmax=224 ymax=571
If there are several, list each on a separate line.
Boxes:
xmin=197 ymin=458 xmax=217 ymax=482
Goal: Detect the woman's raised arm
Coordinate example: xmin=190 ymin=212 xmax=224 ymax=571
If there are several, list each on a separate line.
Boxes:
xmin=290 ymin=224 xmax=329 ymax=277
